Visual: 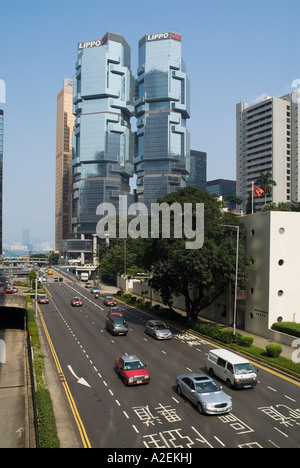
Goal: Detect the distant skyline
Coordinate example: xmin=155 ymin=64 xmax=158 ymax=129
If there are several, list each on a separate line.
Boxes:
xmin=1 ymin=0 xmax=300 ymax=246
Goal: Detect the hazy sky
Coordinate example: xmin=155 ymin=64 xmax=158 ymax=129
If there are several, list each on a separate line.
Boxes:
xmin=1 ymin=0 xmax=300 ymax=245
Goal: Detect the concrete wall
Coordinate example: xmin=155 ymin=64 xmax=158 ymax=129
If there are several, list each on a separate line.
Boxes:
xmin=242 ymin=211 xmax=300 ymax=337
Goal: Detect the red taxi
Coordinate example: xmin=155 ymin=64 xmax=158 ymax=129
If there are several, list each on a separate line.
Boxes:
xmin=103 ymin=296 xmax=117 ymax=307
xmin=115 ymin=355 xmax=150 ymax=386
xmin=71 ymin=296 xmax=83 ymax=307
xmin=37 ymin=295 xmax=49 ymax=304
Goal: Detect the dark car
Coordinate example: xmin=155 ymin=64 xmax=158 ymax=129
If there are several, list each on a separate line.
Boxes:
xmin=106 ymin=315 xmax=128 ymax=336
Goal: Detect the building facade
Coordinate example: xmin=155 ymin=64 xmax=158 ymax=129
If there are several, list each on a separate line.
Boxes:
xmin=187 ymin=150 xmax=207 ymax=191
xmin=55 ymin=79 xmax=75 ymax=251
xmin=72 ymin=33 xmax=135 ymax=237
xmin=236 ymin=93 xmax=300 ymax=211
xmin=242 ymin=211 xmax=300 ymax=340
xmin=0 ymin=109 xmax=3 ymax=255
xmin=135 ymin=31 xmax=190 ymax=209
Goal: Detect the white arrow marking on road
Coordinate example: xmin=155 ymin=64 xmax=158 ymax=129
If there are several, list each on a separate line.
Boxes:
xmin=68 ymin=365 xmax=91 ymax=387
xmin=0 ymin=339 xmax=6 ymax=364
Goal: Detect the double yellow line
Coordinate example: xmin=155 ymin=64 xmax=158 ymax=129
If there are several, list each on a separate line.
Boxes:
xmin=38 ymin=304 xmax=92 ymax=448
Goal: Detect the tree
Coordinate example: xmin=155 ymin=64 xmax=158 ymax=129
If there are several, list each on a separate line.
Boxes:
xmin=255 ymin=172 xmax=277 ymax=205
xmin=98 ymin=237 xmax=149 ymax=283
xmin=143 ymin=187 xmax=254 ymax=321
xmin=225 ymin=194 xmax=243 ymax=212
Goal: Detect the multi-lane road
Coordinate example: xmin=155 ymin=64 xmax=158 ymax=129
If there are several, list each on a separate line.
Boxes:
xmin=39 ymin=277 xmax=300 ymax=449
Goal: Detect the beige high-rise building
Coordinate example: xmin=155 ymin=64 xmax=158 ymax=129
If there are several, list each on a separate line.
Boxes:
xmin=55 ymin=79 xmax=75 ymax=251
xmin=236 ymin=91 xmax=300 ymax=211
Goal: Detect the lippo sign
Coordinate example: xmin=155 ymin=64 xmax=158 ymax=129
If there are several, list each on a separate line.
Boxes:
xmin=96 ymin=195 xmax=204 ymax=250
xmin=146 ymin=32 xmax=181 ymax=42
xmin=78 ymin=39 xmax=102 ymax=50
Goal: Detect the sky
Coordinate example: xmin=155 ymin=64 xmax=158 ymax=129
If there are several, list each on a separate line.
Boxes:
xmin=1 ymin=0 xmax=300 ymax=248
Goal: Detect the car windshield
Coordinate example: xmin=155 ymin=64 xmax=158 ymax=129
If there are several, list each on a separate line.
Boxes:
xmin=124 ymin=360 xmax=144 ymax=370
xmin=154 ymin=323 xmax=168 ymax=330
xmin=195 ymin=380 xmax=220 ymax=393
xmin=234 ymin=363 xmax=254 ymax=374
xmin=115 ymin=320 xmax=126 ymax=327
xmin=73 ymin=297 xmax=81 ymax=301
xmin=106 ymin=297 xmax=114 ymax=301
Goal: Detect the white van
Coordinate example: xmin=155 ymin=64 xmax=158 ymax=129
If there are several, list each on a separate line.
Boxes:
xmin=205 ymin=349 xmax=258 ymax=389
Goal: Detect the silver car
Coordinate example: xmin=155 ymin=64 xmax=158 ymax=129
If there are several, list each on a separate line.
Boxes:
xmin=176 ymin=374 xmax=232 ymax=415
xmin=145 ymin=320 xmax=172 ymax=339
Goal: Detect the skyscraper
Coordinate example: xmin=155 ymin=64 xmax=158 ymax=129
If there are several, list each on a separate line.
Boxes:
xmin=236 ymin=91 xmax=300 ymax=210
xmin=135 ymin=31 xmax=190 ymax=209
xmin=0 ymin=109 xmax=3 ymax=255
xmin=72 ymin=33 xmax=135 ymax=237
xmin=55 ymin=79 xmax=75 ymax=251
xmin=187 ymin=150 xmax=207 ymax=191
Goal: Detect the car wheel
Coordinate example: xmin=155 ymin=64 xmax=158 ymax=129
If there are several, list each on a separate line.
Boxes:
xmin=197 ymin=403 xmax=204 ymax=414
xmin=208 ymin=368 xmax=214 ymax=377
xmin=176 ymin=385 xmax=182 ymax=396
xmin=226 ymin=378 xmax=232 ymax=388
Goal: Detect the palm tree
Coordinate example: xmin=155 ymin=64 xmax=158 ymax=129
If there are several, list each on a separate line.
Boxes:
xmin=255 ymin=172 xmax=277 ymax=205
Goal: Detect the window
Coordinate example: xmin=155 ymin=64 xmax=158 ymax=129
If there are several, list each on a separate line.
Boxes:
xmin=217 ymin=358 xmax=226 ymax=368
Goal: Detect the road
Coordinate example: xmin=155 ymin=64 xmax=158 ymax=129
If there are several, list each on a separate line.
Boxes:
xmin=39 ymin=278 xmax=300 ymax=449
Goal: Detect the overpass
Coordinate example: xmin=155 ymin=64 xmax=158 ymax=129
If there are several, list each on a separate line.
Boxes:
xmin=1 ymin=258 xmax=49 ymax=265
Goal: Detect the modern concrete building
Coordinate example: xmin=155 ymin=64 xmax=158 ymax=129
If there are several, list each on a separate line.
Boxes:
xmin=242 ymin=211 xmax=300 ymax=341
xmin=135 ymin=31 xmax=190 ymax=209
xmin=55 ymin=79 xmax=75 ymax=251
xmin=236 ymin=92 xmax=300 ymax=211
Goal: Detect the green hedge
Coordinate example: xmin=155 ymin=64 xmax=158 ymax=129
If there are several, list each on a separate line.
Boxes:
xmin=26 ymin=296 xmax=60 ymax=448
xmin=271 ymin=321 xmax=300 ymax=338
xmin=266 ymin=344 xmax=282 ymax=358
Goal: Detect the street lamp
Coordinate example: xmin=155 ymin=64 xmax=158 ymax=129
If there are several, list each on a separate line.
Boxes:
xmin=217 ymin=224 xmax=239 ymax=336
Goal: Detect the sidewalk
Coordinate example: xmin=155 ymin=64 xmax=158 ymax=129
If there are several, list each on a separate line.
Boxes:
xmin=234 ymin=327 xmax=295 ymax=361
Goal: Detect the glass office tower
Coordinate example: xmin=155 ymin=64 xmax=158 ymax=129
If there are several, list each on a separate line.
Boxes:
xmin=72 ymin=33 xmax=135 ymax=236
xmin=135 ymin=32 xmax=190 ymax=209
xmin=0 ymin=109 xmax=3 ymax=255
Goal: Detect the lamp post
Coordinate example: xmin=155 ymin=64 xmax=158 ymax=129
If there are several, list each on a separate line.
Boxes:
xmin=217 ymin=224 xmax=239 ymax=336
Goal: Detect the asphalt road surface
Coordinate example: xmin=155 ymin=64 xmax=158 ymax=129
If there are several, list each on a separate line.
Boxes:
xmin=39 ymin=279 xmax=300 ymax=449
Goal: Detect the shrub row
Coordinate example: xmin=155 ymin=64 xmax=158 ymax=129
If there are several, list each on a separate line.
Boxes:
xmin=26 ymin=296 xmax=60 ymax=448
xmin=271 ymin=321 xmax=300 ymax=338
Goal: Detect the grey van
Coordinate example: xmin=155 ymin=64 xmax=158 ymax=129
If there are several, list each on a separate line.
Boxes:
xmin=106 ymin=315 xmax=128 ymax=336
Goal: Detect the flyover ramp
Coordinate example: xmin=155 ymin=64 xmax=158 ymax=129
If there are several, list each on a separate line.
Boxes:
xmin=0 ymin=294 xmax=36 ymax=448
